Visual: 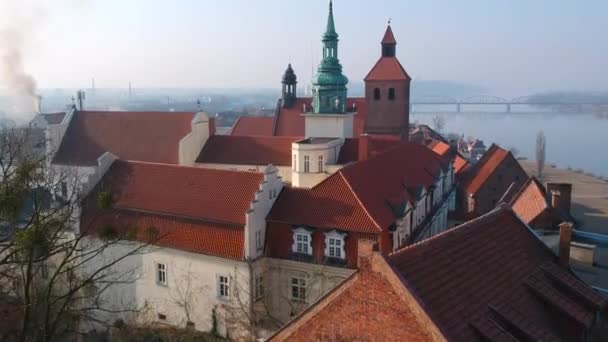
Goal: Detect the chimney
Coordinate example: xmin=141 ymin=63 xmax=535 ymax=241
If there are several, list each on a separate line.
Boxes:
xmin=358 ymin=134 xmax=370 ymax=161
xmin=546 ymin=183 xmax=572 ymax=215
xmin=558 ymin=222 xmax=573 ymax=267
xmin=357 ymin=239 xmax=377 ymax=268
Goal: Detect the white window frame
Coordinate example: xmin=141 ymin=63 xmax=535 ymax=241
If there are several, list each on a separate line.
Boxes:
xmin=255 ymin=230 xmax=263 ymax=251
xmin=156 ymin=262 xmax=167 ymax=286
xmin=293 ymin=154 xmax=297 ymax=171
xmin=290 ymin=276 xmax=307 ymax=302
xmin=217 ymin=275 xmax=230 ymax=299
xmin=324 ymin=230 xmax=346 ymax=259
xmin=292 ymin=227 xmax=312 ymax=255
xmin=318 ymin=155 xmax=324 ymax=172
xmin=304 ymin=155 xmax=310 ymax=173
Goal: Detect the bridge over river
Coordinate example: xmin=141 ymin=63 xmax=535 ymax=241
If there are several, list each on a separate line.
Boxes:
xmin=411 ymin=95 xmax=608 ymax=113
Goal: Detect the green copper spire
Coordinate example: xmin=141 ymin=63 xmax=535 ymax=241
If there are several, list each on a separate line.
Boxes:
xmin=323 ymin=0 xmax=338 ymax=41
xmin=312 ymin=0 xmax=348 ymax=114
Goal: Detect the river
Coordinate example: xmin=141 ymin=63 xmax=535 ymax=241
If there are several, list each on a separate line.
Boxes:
xmin=411 ymin=111 xmax=608 ymax=177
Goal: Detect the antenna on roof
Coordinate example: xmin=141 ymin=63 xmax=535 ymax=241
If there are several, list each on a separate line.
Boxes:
xmin=197 ymin=99 xmax=202 ymax=111
xmin=91 ymin=77 xmax=95 ymax=94
xmin=76 ymin=90 xmax=85 ymax=111
xmin=128 ymin=81 xmax=132 ymax=98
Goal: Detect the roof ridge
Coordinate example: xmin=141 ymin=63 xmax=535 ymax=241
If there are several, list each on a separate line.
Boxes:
xmin=389 ymin=205 xmax=512 ymax=257
xmin=79 ymin=110 xmax=196 ymax=115
xmin=338 ymin=171 xmax=383 ymax=231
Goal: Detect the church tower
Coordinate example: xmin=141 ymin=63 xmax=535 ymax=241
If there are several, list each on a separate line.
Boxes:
xmin=364 ymin=24 xmax=411 ymax=140
xmin=311 ymin=0 xmax=348 ymax=114
xmin=282 ymin=63 xmax=297 ymax=108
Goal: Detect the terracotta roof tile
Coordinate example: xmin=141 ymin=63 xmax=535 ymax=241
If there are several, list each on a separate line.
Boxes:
xmin=97 ymin=160 xmax=263 ymax=226
xmin=52 ymin=111 xmax=195 ymax=165
xmin=82 ymin=209 xmax=244 ymax=260
xmin=267 ymin=177 xmax=380 ymax=233
xmin=510 ymin=177 xmax=549 ymax=225
xmin=230 ymin=116 xmax=274 ymax=136
xmin=196 ymin=135 xmax=301 ymax=166
xmin=462 ymin=144 xmax=511 ymax=194
xmin=381 ymin=25 xmax=397 ymax=45
xmin=364 ymin=57 xmax=411 ymax=81
xmin=268 ymin=142 xmax=445 ymax=231
xmin=389 ymin=206 xmax=606 ymax=341
xmin=337 ymin=135 xmax=401 ymax=164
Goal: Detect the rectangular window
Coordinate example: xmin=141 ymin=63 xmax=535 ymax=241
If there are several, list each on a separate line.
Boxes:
xmin=318 ymin=155 xmax=323 ymax=172
xmin=255 ymin=230 xmax=263 ymax=251
xmin=293 ymin=154 xmax=296 ymax=171
xmin=218 ymin=275 xmax=230 ymax=299
xmin=304 ymin=155 xmax=310 ymax=173
xmin=255 ymin=275 xmax=264 ymax=301
xmin=156 ymin=263 xmax=167 ymax=286
xmin=388 ymin=88 xmax=396 ymax=100
xmin=291 ymin=277 xmax=307 ymax=302
xmin=328 ymin=238 xmax=342 ymax=258
xmin=295 ymin=233 xmax=310 ymax=254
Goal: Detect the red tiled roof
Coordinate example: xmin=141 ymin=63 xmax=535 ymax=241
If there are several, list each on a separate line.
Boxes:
xmin=337 ymin=135 xmax=401 ymax=164
xmin=52 ymin=111 xmax=195 ymax=165
xmin=453 ymin=154 xmax=470 ymax=175
xmin=462 ymin=144 xmax=510 ymax=195
xmin=510 ymin=177 xmax=550 ymax=225
xmin=389 ymin=206 xmax=607 ymax=341
xmin=364 ymin=57 xmax=411 ymax=81
xmin=381 ymin=25 xmax=397 ymax=45
xmin=268 ymin=177 xmax=380 ymax=233
xmin=273 ymin=97 xmax=367 ymax=137
xmin=41 ymin=112 xmax=65 ymax=125
xmin=268 ymin=142 xmax=446 ymax=232
xmin=230 ymin=116 xmax=274 ymax=136
xmin=431 ymin=141 xmax=450 ymax=156
xmin=82 ymin=209 xmax=244 ymax=260
xmin=196 ymin=135 xmax=301 ymax=166
xmin=97 ymin=160 xmax=263 ymax=226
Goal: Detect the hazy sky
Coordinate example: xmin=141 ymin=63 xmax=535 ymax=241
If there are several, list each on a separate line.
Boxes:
xmin=3 ymin=0 xmax=608 ymax=95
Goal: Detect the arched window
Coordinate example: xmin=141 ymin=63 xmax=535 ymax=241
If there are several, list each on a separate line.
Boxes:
xmin=388 ymin=88 xmax=396 ymax=100
xmin=373 ymin=88 xmax=381 ymax=100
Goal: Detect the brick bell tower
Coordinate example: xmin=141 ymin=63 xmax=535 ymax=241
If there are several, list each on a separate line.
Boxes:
xmin=364 ymin=23 xmax=411 ymax=140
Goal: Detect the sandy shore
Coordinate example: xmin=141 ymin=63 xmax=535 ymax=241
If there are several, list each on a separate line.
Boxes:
xmin=519 ymin=159 xmax=608 ymax=234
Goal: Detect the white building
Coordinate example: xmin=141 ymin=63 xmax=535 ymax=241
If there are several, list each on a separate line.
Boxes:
xmin=79 ymin=160 xmax=283 ymax=338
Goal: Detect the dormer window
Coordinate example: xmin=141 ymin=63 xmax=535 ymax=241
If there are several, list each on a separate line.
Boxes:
xmin=292 ymin=227 xmax=312 ymax=255
xmin=324 ymin=230 xmax=346 ymax=259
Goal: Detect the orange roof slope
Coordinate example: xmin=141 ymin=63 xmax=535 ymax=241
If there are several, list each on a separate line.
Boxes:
xmin=85 ymin=209 xmax=245 ymax=260
xmin=97 ymin=160 xmax=263 ymax=226
xmin=230 ymin=116 xmax=274 ymax=136
xmin=196 ymin=135 xmax=301 ymax=166
xmin=53 ymin=111 xmax=195 ymax=165
xmin=268 ymin=142 xmax=446 ymax=231
xmin=365 ymin=57 xmax=411 ymax=81
xmin=510 ymin=177 xmax=550 ymax=225
xmin=462 ymin=144 xmax=510 ymax=194
xmin=390 ymin=206 xmax=606 ymax=341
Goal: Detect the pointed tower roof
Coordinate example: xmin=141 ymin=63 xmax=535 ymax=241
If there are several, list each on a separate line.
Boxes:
xmin=381 ymin=24 xmax=397 ymax=45
xmin=323 ymin=0 xmax=338 ymax=41
xmin=282 ymin=63 xmax=297 ymax=84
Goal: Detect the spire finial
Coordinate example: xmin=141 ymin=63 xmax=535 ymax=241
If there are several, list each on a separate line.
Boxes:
xmin=388 ymin=18 xmax=391 ymax=25
xmin=324 ymin=0 xmax=337 ymax=39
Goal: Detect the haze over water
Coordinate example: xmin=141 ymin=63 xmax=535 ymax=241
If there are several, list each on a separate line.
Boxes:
xmin=412 ymin=111 xmax=608 ymax=177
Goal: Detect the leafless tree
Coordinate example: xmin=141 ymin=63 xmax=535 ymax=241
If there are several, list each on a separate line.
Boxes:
xmin=0 ymin=125 xmax=158 ymax=341
xmin=432 ymin=115 xmax=446 ymax=133
xmin=536 ymin=130 xmax=546 ymax=178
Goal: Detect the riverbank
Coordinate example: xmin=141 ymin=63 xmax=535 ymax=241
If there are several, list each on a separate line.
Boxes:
xmin=519 ymin=160 xmax=608 ymax=234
